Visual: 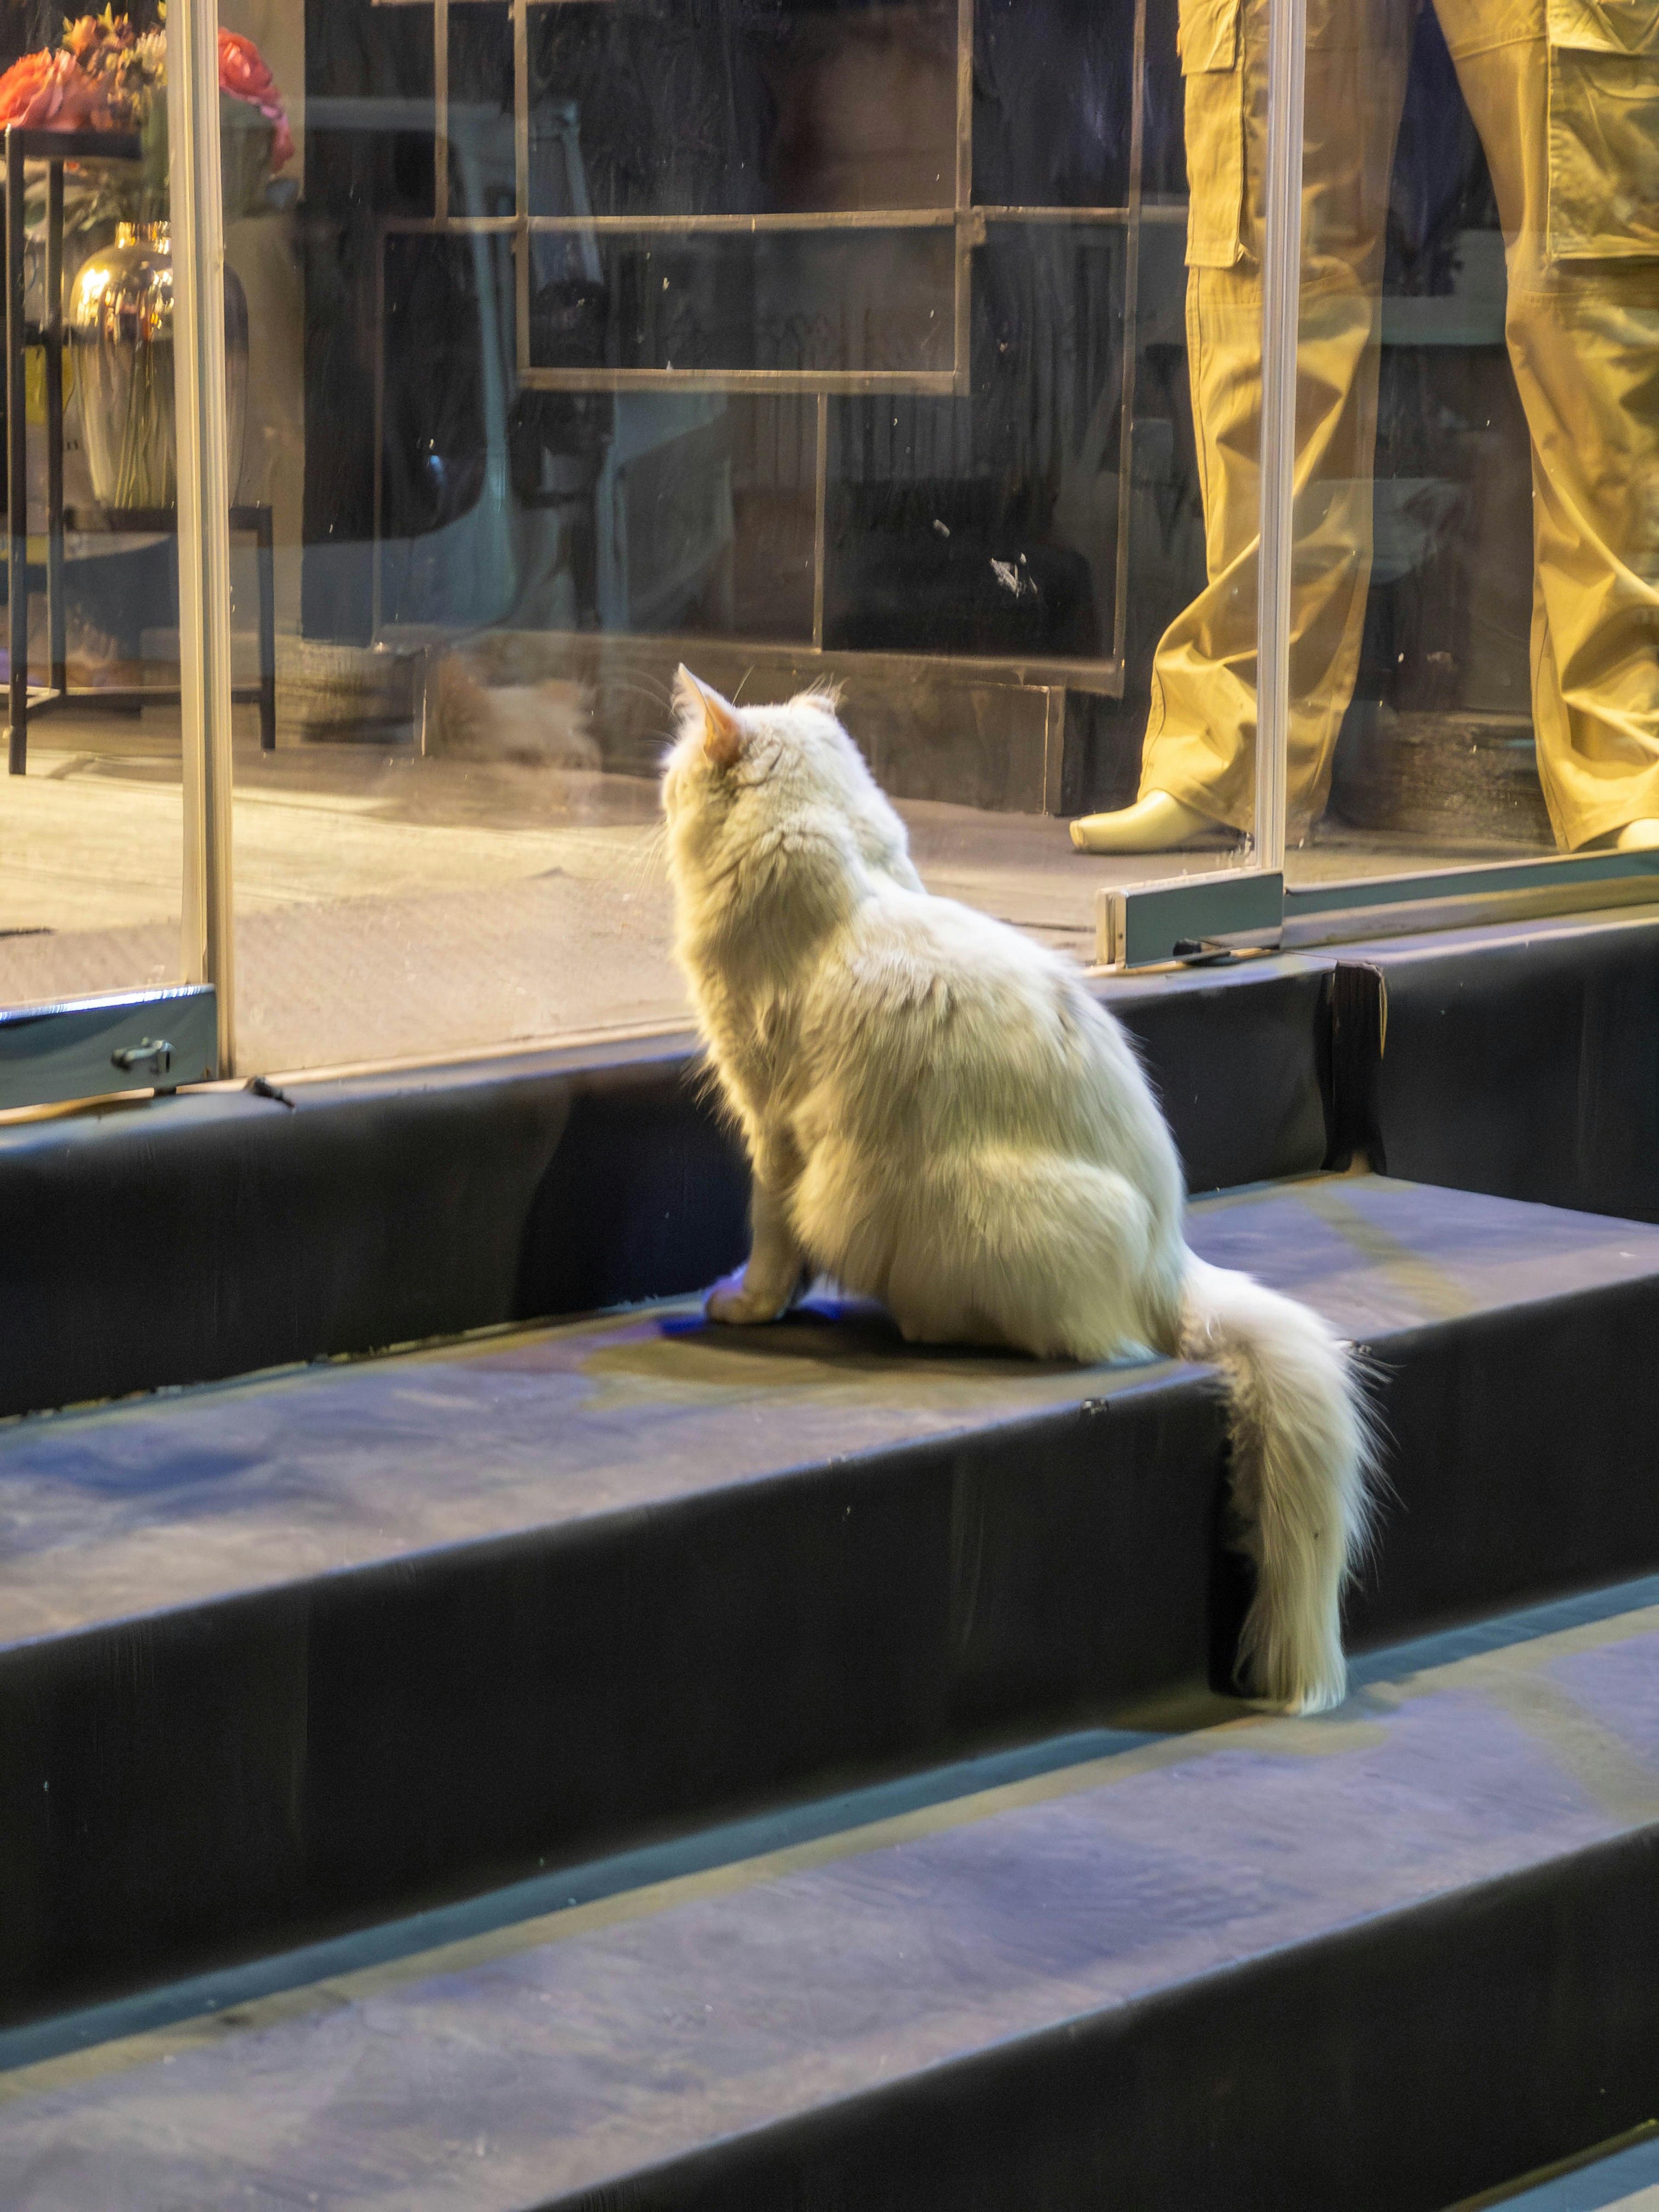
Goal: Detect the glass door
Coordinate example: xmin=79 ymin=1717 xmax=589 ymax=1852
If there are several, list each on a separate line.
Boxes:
xmin=15 ymin=0 xmax=1293 ymax=1086
xmin=0 ymin=9 xmax=222 ymax=1105
xmin=207 ymin=0 xmax=1281 ymax=1075
xmin=1087 ymin=0 xmax=1302 ymax=966
xmin=1274 ymin=0 xmax=1659 ymax=950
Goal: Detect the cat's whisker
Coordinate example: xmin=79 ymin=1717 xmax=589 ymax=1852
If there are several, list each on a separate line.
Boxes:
xmin=600 ymin=675 xmax=678 ymax=715
xmin=619 ymin=825 xmax=669 ymax=900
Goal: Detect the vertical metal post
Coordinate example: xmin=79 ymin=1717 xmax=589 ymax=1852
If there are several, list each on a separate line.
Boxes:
xmin=513 ymin=0 xmax=530 ymax=380
xmin=951 ymin=0 xmax=972 ymax=396
xmin=811 ymin=391 xmax=827 ymax=651
xmin=371 ymin=234 xmax=385 ymax=639
xmin=170 ymin=0 xmax=238 ymax=1073
xmin=434 ymin=0 xmax=450 ymax=220
xmin=7 ymin=128 xmax=28 ymax=774
xmin=45 ymin=157 xmax=64 ymax=699
xmin=1111 ymin=0 xmax=1147 ymax=673
xmin=254 ymin=505 xmax=276 ymax=751
xmin=1254 ymin=0 xmax=1305 ymax=874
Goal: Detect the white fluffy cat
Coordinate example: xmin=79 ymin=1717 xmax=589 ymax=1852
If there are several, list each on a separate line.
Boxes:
xmin=662 ymin=668 xmax=1374 ymax=1713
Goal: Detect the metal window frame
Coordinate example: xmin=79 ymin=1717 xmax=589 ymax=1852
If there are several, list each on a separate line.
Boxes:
xmin=170 ymin=0 xmax=238 ymax=1071
xmin=0 ymin=0 xmax=232 ymax=1106
xmin=24 ymin=0 xmax=1636 ymax=1116
xmin=362 ymin=0 xmax=1150 ymax=701
xmin=1097 ymin=0 xmax=1305 ymax=970
xmin=1098 ymin=849 xmax=1659 ymax=969
xmin=1101 ymin=0 xmax=1301 ymax=957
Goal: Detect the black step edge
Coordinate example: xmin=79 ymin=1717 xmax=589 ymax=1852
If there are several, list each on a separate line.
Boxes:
xmin=559 ymin=1825 xmax=1659 ymax=2212
xmin=1329 ymin=906 xmax=1659 ymax=1220
xmin=0 ymin=960 xmax=1333 ymax=1419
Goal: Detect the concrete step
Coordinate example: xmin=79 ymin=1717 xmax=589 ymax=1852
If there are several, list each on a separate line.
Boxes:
xmin=3 ymin=1579 xmax=1656 ymax=2210
xmin=5 ymin=1173 xmax=1659 ymax=2030
xmin=0 ymin=953 xmax=1331 ymax=1421
xmin=9 ymin=903 xmax=1659 ymax=1427
xmin=1328 ymin=903 xmax=1659 ymax=1223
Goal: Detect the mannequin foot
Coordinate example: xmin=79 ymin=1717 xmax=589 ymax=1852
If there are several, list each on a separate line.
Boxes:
xmin=1615 ymin=819 xmax=1659 ymax=852
xmin=1070 ymin=791 xmax=1221 ymax=855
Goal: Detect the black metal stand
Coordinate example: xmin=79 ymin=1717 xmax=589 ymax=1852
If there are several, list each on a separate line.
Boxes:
xmin=3 ymin=123 xmax=276 ymax=776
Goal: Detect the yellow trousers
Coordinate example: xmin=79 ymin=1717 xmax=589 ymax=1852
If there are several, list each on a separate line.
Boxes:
xmin=1144 ymin=0 xmax=1659 ymax=848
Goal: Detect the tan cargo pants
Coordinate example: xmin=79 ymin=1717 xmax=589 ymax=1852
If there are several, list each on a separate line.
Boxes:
xmin=1143 ymin=0 xmax=1659 ymax=848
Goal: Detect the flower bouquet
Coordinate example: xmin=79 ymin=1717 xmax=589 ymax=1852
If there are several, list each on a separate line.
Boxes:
xmin=0 ymin=7 xmax=295 ymax=228
xmin=0 ymin=10 xmax=295 ymax=508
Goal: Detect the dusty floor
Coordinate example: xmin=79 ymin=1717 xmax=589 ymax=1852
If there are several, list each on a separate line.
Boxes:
xmin=0 ymin=704 xmax=1547 ymax=1076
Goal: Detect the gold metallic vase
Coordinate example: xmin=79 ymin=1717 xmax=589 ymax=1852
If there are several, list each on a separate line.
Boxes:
xmin=67 ymin=222 xmax=248 ymax=513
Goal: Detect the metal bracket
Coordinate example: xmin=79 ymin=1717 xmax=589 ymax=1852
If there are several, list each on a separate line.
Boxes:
xmin=1096 ymin=871 xmax=1284 ymax=969
xmin=0 ymin=985 xmax=216 ymax=1109
xmin=1097 ymin=849 xmax=1659 ymax=970
xmin=111 ymin=1038 xmax=175 ymax=1082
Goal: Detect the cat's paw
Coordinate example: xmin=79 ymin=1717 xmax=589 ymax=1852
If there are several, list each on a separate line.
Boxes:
xmin=705 ymin=1271 xmax=790 ymax=1325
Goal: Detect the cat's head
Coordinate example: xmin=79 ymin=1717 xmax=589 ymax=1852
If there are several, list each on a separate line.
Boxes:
xmin=661 ymin=667 xmax=916 ymax=917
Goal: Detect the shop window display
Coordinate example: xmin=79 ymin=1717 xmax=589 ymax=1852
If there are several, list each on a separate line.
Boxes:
xmin=1080 ymin=0 xmax=1659 ymax=880
xmin=1 ymin=0 xmax=1654 ymax=1082
xmin=0 ymin=0 xmax=1279 ymax=1075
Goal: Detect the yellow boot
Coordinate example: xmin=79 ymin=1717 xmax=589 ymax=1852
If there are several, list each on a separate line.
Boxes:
xmin=1069 ymin=793 xmax=1222 ymax=853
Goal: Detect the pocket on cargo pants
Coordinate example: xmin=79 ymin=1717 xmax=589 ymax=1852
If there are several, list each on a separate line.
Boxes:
xmin=1547 ymin=0 xmax=1659 ymax=257
xmin=1181 ymin=0 xmax=1247 ymax=267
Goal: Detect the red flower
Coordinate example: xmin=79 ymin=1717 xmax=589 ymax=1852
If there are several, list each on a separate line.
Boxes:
xmin=217 ymin=29 xmax=292 ymax=169
xmin=0 ymin=48 xmax=110 ymax=131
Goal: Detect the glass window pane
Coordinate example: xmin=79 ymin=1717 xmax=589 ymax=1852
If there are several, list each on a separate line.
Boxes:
xmin=527 ymin=228 xmax=957 ymax=377
xmin=528 ymin=0 xmax=958 ymax=219
xmin=0 ymin=8 xmax=198 ymax=1029
xmin=197 ymin=0 xmax=1269 ymax=1077
xmin=449 ymin=1 xmax=515 ymax=219
xmin=975 ymin=0 xmax=1142 ymax=210
xmin=1283 ymin=0 xmax=1659 ymax=895
xmin=824 ymin=227 xmax=1128 ymax=663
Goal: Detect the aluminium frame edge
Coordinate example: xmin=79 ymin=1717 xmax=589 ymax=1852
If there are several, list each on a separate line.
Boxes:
xmin=169 ymin=0 xmax=238 ymax=1076
xmin=1097 ymin=849 xmax=1659 ymax=968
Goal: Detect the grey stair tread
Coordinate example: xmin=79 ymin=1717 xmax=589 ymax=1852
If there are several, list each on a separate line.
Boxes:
xmin=1460 ymin=2129 xmax=1659 ymax=2212
xmin=4 ymin=1591 xmax=1656 ymax=2210
xmin=10 ymin=1168 xmax=1659 ymax=2040
xmin=6 ymin=1172 xmax=1659 ymax=1645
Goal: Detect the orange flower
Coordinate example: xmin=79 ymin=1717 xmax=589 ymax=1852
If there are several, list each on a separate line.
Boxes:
xmin=0 ymin=48 xmax=110 ymax=131
xmin=216 ymin=28 xmax=292 ymax=170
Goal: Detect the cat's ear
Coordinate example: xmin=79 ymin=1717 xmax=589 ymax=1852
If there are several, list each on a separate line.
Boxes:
xmin=674 ymin=665 xmax=744 ymax=771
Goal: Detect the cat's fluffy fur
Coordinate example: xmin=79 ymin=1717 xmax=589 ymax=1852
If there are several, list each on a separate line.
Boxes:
xmin=662 ymin=669 xmax=1374 ymax=1713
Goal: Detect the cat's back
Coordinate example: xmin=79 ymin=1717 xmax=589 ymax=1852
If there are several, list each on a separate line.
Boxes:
xmin=798 ymin=880 xmax=1163 ymax=1165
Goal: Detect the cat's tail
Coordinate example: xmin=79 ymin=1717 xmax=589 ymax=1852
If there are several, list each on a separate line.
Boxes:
xmin=1179 ymin=1255 xmax=1378 ymax=1715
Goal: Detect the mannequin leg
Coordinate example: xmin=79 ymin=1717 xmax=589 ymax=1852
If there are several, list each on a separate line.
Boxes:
xmin=1077 ymin=0 xmax=1415 ymax=851
xmin=1439 ymin=0 xmax=1659 ymax=848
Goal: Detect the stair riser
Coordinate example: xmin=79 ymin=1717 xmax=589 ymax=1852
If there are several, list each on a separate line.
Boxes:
xmin=0 ymin=1383 xmax=1230 ymax=2027
xmin=1348 ymin=1282 xmax=1659 ymax=1645
xmin=0 ymin=968 xmax=1328 ymax=1420
xmin=569 ymin=1827 xmax=1659 ymax=2212
xmin=1336 ymin=922 xmax=1659 ymax=1221
xmin=0 ymin=1057 xmax=750 ymax=1423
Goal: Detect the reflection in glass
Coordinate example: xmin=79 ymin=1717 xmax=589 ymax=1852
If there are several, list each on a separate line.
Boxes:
xmin=528 ymin=229 xmax=955 ymax=378
xmin=167 ymin=0 xmax=1262 ymax=1072
xmin=826 ymin=232 xmax=1126 ymax=662
xmin=528 ymin=0 xmax=958 ymax=219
